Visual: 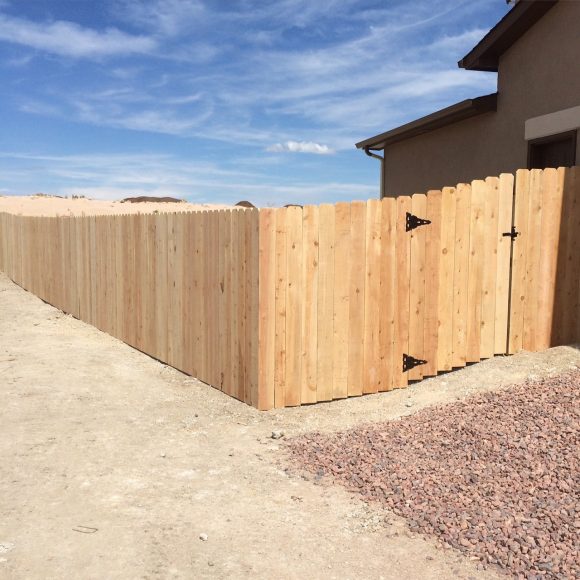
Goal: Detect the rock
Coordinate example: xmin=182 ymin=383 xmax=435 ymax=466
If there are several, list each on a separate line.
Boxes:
xmin=0 ymin=543 xmax=14 ymax=554
xmin=286 ymin=369 xmax=580 ymax=580
xmin=271 ymin=430 xmax=285 ymax=439
xmin=199 ymin=533 xmax=208 ymax=541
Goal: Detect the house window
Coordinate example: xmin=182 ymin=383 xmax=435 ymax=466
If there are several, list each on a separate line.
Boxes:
xmin=527 ymin=130 xmax=577 ymax=170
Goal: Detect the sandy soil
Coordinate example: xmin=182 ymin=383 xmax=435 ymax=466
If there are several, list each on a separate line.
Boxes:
xmin=0 ymin=194 xmax=231 ymax=217
xmin=1 ymin=272 xmax=579 ymax=579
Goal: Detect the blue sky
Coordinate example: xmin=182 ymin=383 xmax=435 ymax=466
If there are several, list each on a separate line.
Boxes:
xmin=0 ymin=0 xmax=507 ymax=205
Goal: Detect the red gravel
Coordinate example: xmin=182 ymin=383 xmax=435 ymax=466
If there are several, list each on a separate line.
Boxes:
xmin=287 ymin=371 xmax=579 ymax=579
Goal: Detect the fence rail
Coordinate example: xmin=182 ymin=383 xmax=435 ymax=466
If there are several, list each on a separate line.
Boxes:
xmin=1 ymin=166 xmax=578 ymax=409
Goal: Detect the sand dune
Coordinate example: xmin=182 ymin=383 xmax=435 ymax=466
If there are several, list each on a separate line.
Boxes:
xmin=0 ymin=194 xmax=233 ymax=217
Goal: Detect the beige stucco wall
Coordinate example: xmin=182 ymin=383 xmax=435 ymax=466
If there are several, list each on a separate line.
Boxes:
xmin=381 ymin=0 xmax=580 ymax=197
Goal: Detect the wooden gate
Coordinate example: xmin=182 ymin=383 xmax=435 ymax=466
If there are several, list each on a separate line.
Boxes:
xmin=397 ymin=174 xmax=515 ymax=383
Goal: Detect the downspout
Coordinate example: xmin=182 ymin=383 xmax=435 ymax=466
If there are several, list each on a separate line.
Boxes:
xmin=364 ymin=146 xmax=385 ymax=198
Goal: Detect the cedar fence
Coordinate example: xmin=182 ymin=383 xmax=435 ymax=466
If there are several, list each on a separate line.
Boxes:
xmin=0 ymin=166 xmax=578 ymax=409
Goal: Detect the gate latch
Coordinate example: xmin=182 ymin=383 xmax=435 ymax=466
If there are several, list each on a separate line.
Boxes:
xmin=502 ymin=226 xmax=520 ymax=240
xmin=406 ymin=212 xmax=431 ymax=232
xmin=403 ymin=354 xmax=427 ymax=373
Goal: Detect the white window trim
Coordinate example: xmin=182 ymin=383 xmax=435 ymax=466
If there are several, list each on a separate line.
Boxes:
xmin=525 ymin=105 xmax=580 ymax=141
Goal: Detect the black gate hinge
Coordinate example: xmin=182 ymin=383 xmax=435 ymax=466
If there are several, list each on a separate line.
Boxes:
xmin=502 ymin=226 xmax=520 ymax=240
xmin=403 ymin=353 xmax=427 ymax=373
xmin=406 ymin=212 xmax=431 ymax=232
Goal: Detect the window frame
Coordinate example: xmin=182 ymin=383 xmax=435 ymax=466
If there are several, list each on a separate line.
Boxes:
xmin=527 ymin=129 xmax=577 ymax=170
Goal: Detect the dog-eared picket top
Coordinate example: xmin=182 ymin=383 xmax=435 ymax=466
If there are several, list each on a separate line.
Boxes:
xmin=0 ymin=166 xmax=578 ymax=409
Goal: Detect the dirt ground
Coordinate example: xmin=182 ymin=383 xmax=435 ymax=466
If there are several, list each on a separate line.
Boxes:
xmin=1 ymin=272 xmax=579 ymax=580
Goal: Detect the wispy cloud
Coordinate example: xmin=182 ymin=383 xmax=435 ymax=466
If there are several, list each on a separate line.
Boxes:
xmin=113 ymin=0 xmax=206 ymax=37
xmin=18 ymin=100 xmax=62 ymax=116
xmin=267 ymin=141 xmax=334 ymax=155
xmin=0 ymin=12 xmax=156 ymax=58
xmin=4 ymin=53 xmax=33 ymax=67
xmin=69 ymin=97 xmax=215 ymax=136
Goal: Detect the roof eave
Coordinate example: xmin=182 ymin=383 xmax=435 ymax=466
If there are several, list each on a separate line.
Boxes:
xmin=355 ymin=93 xmax=498 ymax=151
xmin=458 ymin=0 xmax=558 ymax=72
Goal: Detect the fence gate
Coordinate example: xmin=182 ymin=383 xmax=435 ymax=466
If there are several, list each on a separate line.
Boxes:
xmin=400 ymin=175 xmax=515 ymax=385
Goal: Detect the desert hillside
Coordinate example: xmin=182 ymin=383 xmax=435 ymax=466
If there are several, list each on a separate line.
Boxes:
xmin=0 ymin=194 xmax=232 ymax=217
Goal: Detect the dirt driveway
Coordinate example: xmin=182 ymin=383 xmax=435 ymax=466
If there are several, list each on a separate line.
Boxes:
xmin=1 ymin=272 xmax=578 ymax=580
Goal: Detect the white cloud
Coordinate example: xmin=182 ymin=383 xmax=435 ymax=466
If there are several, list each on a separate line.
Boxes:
xmin=0 ymin=13 xmax=156 ymax=58
xmin=267 ymin=141 xmax=334 ymax=155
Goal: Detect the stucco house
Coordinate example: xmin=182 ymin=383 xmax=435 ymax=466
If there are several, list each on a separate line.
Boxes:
xmin=356 ymin=0 xmax=580 ymax=197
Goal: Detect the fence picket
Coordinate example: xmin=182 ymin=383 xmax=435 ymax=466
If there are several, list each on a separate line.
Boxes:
xmin=317 ymin=204 xmax=335 ymax=401
xmin=522 ymin=170 xmax=543 ymax=352
xmin=332 ymin=202 xmax=350 ymax=399
xmin=285 ymin=206 xmax=303 ymax=406
xmin=230 ymin=210 xmax=240 ymax=399
xmin=258 ymin=209 xmax=276 ymax=410
xmin=379 ymin=198 xmax=397 ymax=391
xmin=509 ymin=170 xmax=530 ymax=354
xmin=437 ymin=187 xmax=455 ymax=371
xmin=423 ymin=190 xmax=442 ymax=377
xmin=222 ymin=211 xmax=232 ymax=393
xmin=395 ymin=195 xmax=412 ymax=388
xmin=537 ymin=168 xmax=565 ymax=351
xmin=452 ymin=183 xmax=470 ymax=367
xmin=555 ymin=167 xmax=580 ymax=344
xmin=301 ymin=205 xmax=319 ymax=404
xmin=481 ymin=177 xmax=499 ymax=359
xmin=494 ymin=174 xmax=514 ymax=354
xmin=466 ymin=180 xmax=486 ymax=363
xmin=363 ymin=199 xmax=381 ymax=393
xmin=408 ymin=193 xmax=427 ymax=381
xmin=274 ymin=208 xmax=288 ymax=408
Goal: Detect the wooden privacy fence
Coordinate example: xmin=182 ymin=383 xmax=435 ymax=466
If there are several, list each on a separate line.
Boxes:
xmin=0 ymin=209 xmax=261 ymax=406
xmin=0 ymin=167 xmax=578 ymax=409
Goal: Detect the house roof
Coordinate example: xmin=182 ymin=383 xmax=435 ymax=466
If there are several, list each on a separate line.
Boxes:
xmin=355 ymin=93 xmax=498 ymax=151
xmin=458 ymin=0 xmax=558 ymax=72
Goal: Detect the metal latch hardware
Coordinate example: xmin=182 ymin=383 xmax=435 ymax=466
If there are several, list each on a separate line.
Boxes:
xmin=502 ymin=226 xmax=520 ymax=240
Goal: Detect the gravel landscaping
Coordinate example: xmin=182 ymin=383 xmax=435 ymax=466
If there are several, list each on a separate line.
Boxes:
xmin=288 ymin=370 xmax=579 ymax=579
